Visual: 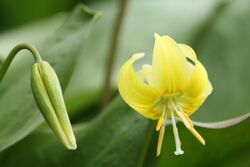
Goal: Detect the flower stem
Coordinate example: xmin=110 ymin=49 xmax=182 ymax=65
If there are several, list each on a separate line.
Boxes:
xmin=0 ymin=43 xmax=42 ymax=83
xmin=99 ymin=0 xmax=128 ymax=110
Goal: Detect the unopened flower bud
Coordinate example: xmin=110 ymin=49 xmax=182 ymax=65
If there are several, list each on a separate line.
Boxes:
xmin=31 ymin=60 xmax=76 ymax=150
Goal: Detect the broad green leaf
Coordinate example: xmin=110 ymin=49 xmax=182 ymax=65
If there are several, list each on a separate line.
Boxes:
xmin=0 ymin=0 xmax=72 ymax=31
xmin=0 ymin=4 xmax=101 ymax=151
xmin=0 ymin=14 xmax=66 ymax=56
xmin=0 ymin=97 xmax=249 ymax=167
xmin=0 ymin=97 xmax=154 ymax=167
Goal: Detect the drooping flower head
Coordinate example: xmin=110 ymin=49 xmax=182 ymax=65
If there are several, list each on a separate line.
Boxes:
xmin=118 ymin=34 xmax=212 ymax=156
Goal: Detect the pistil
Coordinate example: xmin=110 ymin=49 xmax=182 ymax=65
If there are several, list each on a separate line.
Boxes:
xmin=171 ymin=111 xmax=184 ymax=155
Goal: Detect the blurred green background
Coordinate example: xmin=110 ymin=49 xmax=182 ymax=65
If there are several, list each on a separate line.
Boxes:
xmin=0 ymin=0 xmax=83 ymax=31
xmin=0 ymin=0 xmax=250 ymax=166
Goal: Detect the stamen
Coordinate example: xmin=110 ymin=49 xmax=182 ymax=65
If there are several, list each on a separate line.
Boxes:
xmin=175 ymin=110 xmax=192 ymax=129
xmin=156 ymin=117 xmax=164 ymax=131
xmin=189 ymin=128 xmax=205 ymax=145
xmin=173 ymin=104 xmax=193 ymax=128
xmin=156 ymin=100 xmax=167 ymax=156
xmin=171 ymin=111 xmax=184 ymax=155
xmin=174 ymin=105 xmax=205 ymax=145
xmin=156 ymin=101 xmax=166 ymax=131
xmin=157 ymin=126 xmax=165 ymax=156
xmin=183 ymin=112 xmax=193 ymax=126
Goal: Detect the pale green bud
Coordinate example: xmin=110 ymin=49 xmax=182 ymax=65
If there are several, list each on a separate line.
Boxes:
xmin=31 ymin=60 xmax=76 ymax=150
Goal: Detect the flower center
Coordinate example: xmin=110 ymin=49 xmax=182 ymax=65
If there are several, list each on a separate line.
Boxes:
xmin=156 ymin=98 xmax=184 ymax=156
xmin=156 ymin=97 xmax=205 ymax=156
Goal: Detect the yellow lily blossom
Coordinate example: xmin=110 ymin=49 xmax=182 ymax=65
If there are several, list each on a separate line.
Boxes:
xmin=118 ymin=34 xmax=212 ymax=156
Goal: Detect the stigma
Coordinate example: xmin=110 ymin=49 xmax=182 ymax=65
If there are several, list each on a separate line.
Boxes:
xmin=156 ymin=98 xmax=205 ymax=156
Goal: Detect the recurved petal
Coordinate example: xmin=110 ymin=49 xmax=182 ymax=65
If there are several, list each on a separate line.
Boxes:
xmin=151 ymin=34 xmax=190 ymax=94
xmin=179 ymin=43 xmax=212 ymax=97
xmin=176 ymin=43 xmax=212 ymax=115
xmin=178 ymin=44 xmax=197 ymax=62
xmin=136 ymin=64 xmax=153 ymax=85
xmin=188 ymin=60 xmax=212 ymax=97
xmin=118 ymin=53 xmax=161 ymax=119
xmin=178 ymin=60 xmax=212 ymax=115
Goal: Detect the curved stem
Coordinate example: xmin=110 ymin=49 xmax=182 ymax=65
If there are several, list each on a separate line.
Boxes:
xmin=0 ymin=43 xmax=42 ymax=83
xmin=99 ymin=0 xmax=129 ymax=110
xmin=163 ymin=112 xmax=250 ymax=129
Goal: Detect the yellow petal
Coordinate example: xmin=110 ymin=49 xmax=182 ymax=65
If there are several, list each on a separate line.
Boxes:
xmin=179 ymin=43 xmax=212 ymax=97
xmin=178 ymin=44 xmax=197 ymax=62
xmin=151 ymin=34 xmax=190 ymax=94
xmin=118 ymin=53 xmax=161 ymax=119
xmin=136 ymin=64 xmax=152 ymax=85
xmin=175 ymin=43 xmax=212 ymax=115
xmin=178 ymin=60 xmax=212 ymax=115
xmin=189 ymin=60 xmax=211 ymax=97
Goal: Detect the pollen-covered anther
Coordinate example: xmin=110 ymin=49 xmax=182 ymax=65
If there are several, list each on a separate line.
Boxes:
xmin=173 ymin=104 xmax=205 ymax=145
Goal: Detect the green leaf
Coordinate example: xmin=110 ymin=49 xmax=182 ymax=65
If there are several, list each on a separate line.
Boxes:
xmin=0 ymin=13 xmax=66 ymax=56
xmin=0 ymin=4 xmax=101 ymax=151
xmin=1 ymin=97 xmax=250 ymax=167
xmin=0 ymin=97 xmax=154 ymax=167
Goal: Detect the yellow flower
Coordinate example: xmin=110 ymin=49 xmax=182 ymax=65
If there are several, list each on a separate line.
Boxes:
xmin=118 ymin=34 xmax=212 ymax=156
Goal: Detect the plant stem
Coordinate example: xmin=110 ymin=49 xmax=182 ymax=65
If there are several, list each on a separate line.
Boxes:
xmin=0 ymin=43 xmax=42 ymax=83
xmin=99 ymin=0 xmax=129 ymax=110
